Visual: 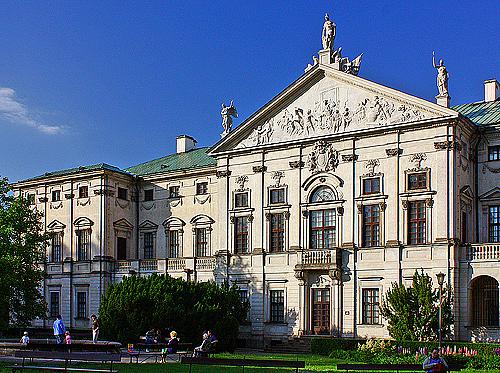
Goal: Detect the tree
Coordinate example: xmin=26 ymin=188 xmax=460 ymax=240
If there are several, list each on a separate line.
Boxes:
xmin=0 ymin=177 xmax=48 ymax=329
xmin=98 ymin=273 xmax=249 ymax=351
xmin=380 ymin=269 xmax=453 ymax=341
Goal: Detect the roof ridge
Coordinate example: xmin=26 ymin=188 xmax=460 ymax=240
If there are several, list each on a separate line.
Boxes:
xmin=125 ymin=147 xmax=210 ymax=170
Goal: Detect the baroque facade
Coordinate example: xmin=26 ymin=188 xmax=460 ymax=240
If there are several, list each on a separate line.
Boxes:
xmin=12 ymin=17 xmax=500 ymax=345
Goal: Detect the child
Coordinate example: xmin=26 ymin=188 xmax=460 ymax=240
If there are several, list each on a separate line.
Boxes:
xmin=65 ymin=331 xmax=72 ymax=344
xmin=20 ymin=331 xmax=29 ymax=345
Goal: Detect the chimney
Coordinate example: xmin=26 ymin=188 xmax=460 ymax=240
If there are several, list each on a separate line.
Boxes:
xmin=484 ymin=79 xmax=499 ymax=102
xmin=176 ymin=135 xmax=197 ymax=153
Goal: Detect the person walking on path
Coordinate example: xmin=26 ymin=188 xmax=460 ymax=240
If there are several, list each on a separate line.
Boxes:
xmin=53 ymin=315 xmax=66 ymax=344
xmin=90 ymin=314 xmax=100 ymax=343
xmin=20 ymin=331 xmax=29 ymax=345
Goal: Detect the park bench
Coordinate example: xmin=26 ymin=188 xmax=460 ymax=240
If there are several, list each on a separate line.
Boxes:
xmin=336 ymin=363 xmax=462 ymax=372
xmin=180 ymin=356 xmax=305 ymax=373
xmin=9 ymin=350 xmax=121 ymax=372
xmin=128 ymin=342 xmax=192 ymax=363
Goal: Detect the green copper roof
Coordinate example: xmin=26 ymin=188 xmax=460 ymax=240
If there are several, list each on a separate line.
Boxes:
xmin=19 ymin=163 xmax=131 ymax=183
xmin=453 ymin=99 xmax=500 ymax=126
xmin=126 ymin=147 xmax=216 ymax=176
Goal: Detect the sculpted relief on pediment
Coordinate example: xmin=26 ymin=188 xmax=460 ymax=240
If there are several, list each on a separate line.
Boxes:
xmin=236 ymin=81 xmax=430 ymax=149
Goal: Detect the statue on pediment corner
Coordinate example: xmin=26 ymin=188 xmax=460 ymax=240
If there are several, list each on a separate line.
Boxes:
xmin=221 ymin=100 xmax=238 ymax=138
xmin=322 ymin=13 xmax=336 ymax=50
xmin=433 ymin=52 xmax=449 ymax=97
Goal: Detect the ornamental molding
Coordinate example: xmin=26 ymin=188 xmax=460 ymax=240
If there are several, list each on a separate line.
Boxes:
xmin=386 ymin=148 xmax=403 ymax=157
xmin=253 ymin=165 xmax=267 ymax=173
xmin=94 ymin=189 xmax=115 ymax=197
xmin=434 ymin=140 xmax=462 ymax=151
xmin=38 ymin=197 xmax=48 ymax=203
xmin=341 ymin=154 xmax=358 ymax=162
xmin=365 ymin=159 xmax=380 ymax=174
xmin=77 ymin=198 xmax=91 ymax=207
xmin=64 ymin=193 xmax=74 ymax=200
xmin=236 ymin=175 xmax=249 ymax=191
xmin=216 ymin=170 xmax=232 ymax=178
xmin=337 ymin=206 xmax=344 ymax=216
xmin=140 ymin=202 xmax=156 ymax=211
xmin=307 ymin=140 xmax=339 ymax=174
xmin=115 ymin=198 xmax=130 ymax=209
xmin=289 ymin=161 xmax=305 ymax=169
xmin=194 ymin=194 xmax=211 ymax=205
xmin=379 ymin=202 xmax=387 ymax=211
xmin=271 ymin=171 xmax=285 ymax=187
xmin=482 ymin=164 xmax=500 ymax=174
xmin=167 ymin=198 xmax=182 ymax=208
xmin=50 ymin=202 xmax=63 ymax=210
xmin=409 ymin=153 xmax=427 ymax=168
xmin=426 ymin=198 xmax=434 ymax=208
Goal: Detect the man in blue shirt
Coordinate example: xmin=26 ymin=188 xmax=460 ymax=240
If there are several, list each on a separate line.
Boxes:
xmin=53 ymin=315 xmax=66 ymax=344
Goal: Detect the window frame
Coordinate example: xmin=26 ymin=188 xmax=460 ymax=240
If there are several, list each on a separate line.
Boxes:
xmin=196 ymin=182 xmax=209 ymax=195
xmin=234 ymin=192 xmax=249 ymax=208
xmin=269 ymin=187 xmax=286 ymax=205
xmin=270 ymin=289 xmax=285 ymax=323
xmin=76 ymin=229 xmax=90 ymax=261
xmin=269 ymin=213 xmax=285 ymax=253
xmin=362 ymin=177 xmax=381 ymax=195
xmin=234 ymin=217 xmax=249 ymax=254
xmin=117 ymin=187 xmax=128 ymax=200
xmin=168 ymin=230 xmax=180 ymax=258
xmin=488 ymin=145 xmax=500 ymax=161
xmin=362 ymin=204 xmax=380 ymax=247
xmin=51 ymin=232 xmax=63 ymax=262
xmin=195 ymin=228 xmax=208 ymax=257
xmin=144 ymin=189 xmax=154 ymax=202
xmin=49 ymin=291 xmax=60 ymax=319
xmin=310 ymin=209 xmax=337 ymax=250
xmin=143 ymin=232 xmax=154 ymax=259
xmin=362 ymin=288 xmax=380 ymax=325
xmin=52 ymin=190 xmax=61 ymax=202
xmin=489 ymin=205 xmax=500 ymax=243
xmin=407 ymin=200 xmax=427 ymax=245
xmin=407 ymin=172 xmax=428 ymax=191
xmin=78 ymin=186 xmax=88 ymax=199
xmin=76 ymin=291 xmax=87 ymax=319
xmin=169 ymin=186 xmax=180 ymax=198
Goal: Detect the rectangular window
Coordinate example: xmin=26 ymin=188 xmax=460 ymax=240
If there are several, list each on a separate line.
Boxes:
xmin=76 ymin=230 xmax=90 ymax=261
xmin=78 ymin=186 xmax=88 ymax=199
xmin=362 ymin=205 xmax=380 ymax=247
xmin=270 ymin=213 xmax=285 ymax=252
xmin=76 ymin=291 xmax=87 ymax=319
xmin=117 ymin=187 xmax=128 ymax=200
xmin=270 ymin=290 xmax=285 ymax=323
xmin=144 ymin=232 xmax=154 ymax=259
xmin=362 ymin=288 xmax=380 ymax=325
xmin=168 ymin=230 xmax=180 ymax=258
xmin=169 ymin=186 xmax=180 ymax=198
xmin=195 ymin=228 xmax=208 ymax=257
xmin=117 ymin=237 xmax=127 ymax=260
xmin=489 ymin=145 xmax=500 ymax=161
xmin=144 ymin=189 xmax=154 ymax=201
xmin=52 ymin=190 xmax=61 ymax=202
xmin=489 ymin=206 xmax=500 ymax=243
xmin=270 ymin=188 xmax=286 ymax=204
xmin=408 ymin=172 xmax=427 ymax=190
xmin=310 ymin=210 xmax=336 ymax=250
xmin=461 ymin=211 xmax=467 ymax=244
xmin=51 ymin=233 xmax=62 ymax=262
xmin=408 ymin=201 xmax=426 ymax=244
xmin=234 ymin=217 xmax=249 ymax=254
xmin=362 ymin=177 xmax=380 ymax=195
xmin=239 ymin=289 xmax=250 ymax=321
xmin=50 ymin=292 xmax=60 ymax=318
xmin=196 ymin=182 xmax=208 ymax=195
xmin=234 ymin=192 xmax=249 ymax=208
xmin=27 ymin=193 xmax=35 ymax=205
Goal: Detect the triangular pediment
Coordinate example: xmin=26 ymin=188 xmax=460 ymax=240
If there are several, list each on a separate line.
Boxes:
xmin=47 ymin=220 xmax=66 ymax=231
xmin=139 ymin=220 xmax=158 ymax=230
xmin=113 ymin=218 xmax=133 ymax=230
xmin=480 ymin=187 xmax=500 ymax=201
xmin=210 ymin=65 xmax=458 ymax=153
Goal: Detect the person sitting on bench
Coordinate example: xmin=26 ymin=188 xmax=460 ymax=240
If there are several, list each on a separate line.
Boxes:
xmin=192 ymin=333 xmax=211 ymax=357
xmin=423 ymin=349 xmax=448 ymax=372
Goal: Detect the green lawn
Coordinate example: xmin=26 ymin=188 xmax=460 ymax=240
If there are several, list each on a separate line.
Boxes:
xmin=0 ymin=352 xmax=498 ymax=372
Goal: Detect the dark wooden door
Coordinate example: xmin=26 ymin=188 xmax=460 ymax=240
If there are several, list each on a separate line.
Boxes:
xmin=117 ymin=237 xmax=127 ymax=260
xmin=312 ymin=288 xmax=330 ymax=334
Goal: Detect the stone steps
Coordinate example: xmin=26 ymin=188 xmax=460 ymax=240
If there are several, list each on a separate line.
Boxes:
xmin=265 ymin=338 xmax=311 ymax=354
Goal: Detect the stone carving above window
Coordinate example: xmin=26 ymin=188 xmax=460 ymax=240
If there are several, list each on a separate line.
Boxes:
xmin=365 ymin=159 xmax=380 ymax=175
xmin=341 ymin=154 xmax=358 ymax=162
xmin=386 ymin=148 xmax=403 ymax=157
xmin=307 ymin=140 xmax=339 ymax=174
xmin=216 ymin=170 xmax=232 ymax=178
xmin=236 ymin=175 xmax=249 ymax=191
xmin=252 ymin=165 xmax=267 ymax=173
xmin=410 ymin=153 xmax=427 ymax=169
xmin=271 ymin=171 xmax=285 ymax=187
xmin=289 ymin=161 xmax=305 ymax=169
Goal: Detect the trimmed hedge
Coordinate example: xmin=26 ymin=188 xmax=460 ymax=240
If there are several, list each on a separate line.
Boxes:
xmin=310 ymin=338 xmax=366 ymax=354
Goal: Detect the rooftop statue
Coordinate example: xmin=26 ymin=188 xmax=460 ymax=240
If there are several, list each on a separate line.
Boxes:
xmin=322 ymin=13 xmax=336 ymax=50
xmin=221 ymin=100 xmax=238 ymax=138
xmin=433 ymin=51 xmax=449 ymax=96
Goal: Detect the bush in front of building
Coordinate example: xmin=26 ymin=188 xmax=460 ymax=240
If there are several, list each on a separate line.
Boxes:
xmin=98 ymin=273 xmax=248 ymax=351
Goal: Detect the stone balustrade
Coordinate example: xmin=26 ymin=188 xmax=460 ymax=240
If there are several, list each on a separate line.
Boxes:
xmin=167 ymin=258 xmax=186 ymax=271
xmin=195 ymin=257 xmax=216 ymax=271
xmin=467 ymin=243 xmax=500 ymax=261
xmin=139 ymin=259 xmax=158 ymax=272
xmin=115 ymin=260 xmax=131 ymax=273
xmin=296 ymin=249 xmax=337 ymax=270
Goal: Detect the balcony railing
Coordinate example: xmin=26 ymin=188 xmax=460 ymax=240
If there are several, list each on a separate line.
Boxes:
xmin=115 ymin=260 xmax=131 ymax=273
xmin=140 ymin=259 xmax=158 ymax=272
xmin=167 ymin=258 xmax=186 ymax=271
xmin=296 ymin=249 xmax=337 ymax=270
xmin=467 ymin=244 xmax=500 ymax=261
xmin=196 ymin=257 xmax=216 ymax=271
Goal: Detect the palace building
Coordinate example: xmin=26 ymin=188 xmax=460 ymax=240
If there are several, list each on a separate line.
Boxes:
xmin=12 ymin=15 xmax=500 ymax=345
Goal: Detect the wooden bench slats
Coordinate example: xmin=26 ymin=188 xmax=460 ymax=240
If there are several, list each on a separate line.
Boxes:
xmin=181 ymin=356 xmax=305 ymax=368
xmin=9 ymin=366 xmax=118 ymax=373
xmin=337 ymin=363 xmax=421 ymax=370
xmin=14 ymin=350 xmax=121 ymax=362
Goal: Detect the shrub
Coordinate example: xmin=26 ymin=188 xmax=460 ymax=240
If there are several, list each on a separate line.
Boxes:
xmin=310 ymin=337 xmax=366 ymax=355
xmin=98 ymin=274 xmax=248 ymax=351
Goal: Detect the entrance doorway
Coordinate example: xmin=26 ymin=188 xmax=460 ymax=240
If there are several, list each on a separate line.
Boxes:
xmin=312 ymin=288 xmax=330 ymax=334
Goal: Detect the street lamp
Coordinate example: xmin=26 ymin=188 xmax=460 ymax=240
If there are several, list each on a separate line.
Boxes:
xmin=436 ymin=272 xmax=446 ymax=350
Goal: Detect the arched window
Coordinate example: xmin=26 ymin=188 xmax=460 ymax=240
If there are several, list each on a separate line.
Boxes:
xmin=163 ymin=217 xmax=186 ymax=258
xmin=309 ymin=186 xmax=337 ymax=249
xmin=471 ymin=276 xmax=499 ymax=326
xmin=310 ymin=186 xmax=336 ymax=203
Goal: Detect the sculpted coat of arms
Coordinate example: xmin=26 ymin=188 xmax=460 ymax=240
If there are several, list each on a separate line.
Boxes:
xmin=307 ymin=141 xmax=339 ymax=174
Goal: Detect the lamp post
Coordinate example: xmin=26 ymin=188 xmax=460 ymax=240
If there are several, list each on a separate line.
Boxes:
xmin=436 ymin=272 xmax=446 ymax=350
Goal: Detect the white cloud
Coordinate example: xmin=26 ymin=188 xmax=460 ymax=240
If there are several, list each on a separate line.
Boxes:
xmin=0 ymin=87 xmax=64 ymax=134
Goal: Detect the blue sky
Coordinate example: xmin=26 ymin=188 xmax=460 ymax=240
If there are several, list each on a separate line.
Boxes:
xmin=0 ymin=1 xmax=498 ymax=182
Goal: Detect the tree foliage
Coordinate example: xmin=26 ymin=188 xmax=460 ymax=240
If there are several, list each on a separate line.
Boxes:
xmin=98 ymin=273 xmax=249 ymax=351
xmin=380 ymin=269 xmax=453 ymax=341
xmin=0 ymin=177 xmax=48 ymax=329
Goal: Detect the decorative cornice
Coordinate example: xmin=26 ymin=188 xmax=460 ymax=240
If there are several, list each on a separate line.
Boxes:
xmin=64 ymin=193 xmax=74 ymax=200
xmin=271 ymin=171 xmax=285 ymax=187
xmin=236 ymin=175 xmax=248 ymax=191
xmin=402 ymin=200 xmax=408 ymax=209
xmin=483 ymin=164 xmax=500 ymax=174
xmin=289 ymin=161 xmax=304 ymax=169
xmin=426 ymin=198 xmax=434 ymax=208
xmin=341 ymin=154 xmax=358 ymax=162
xmin=253 ymin=165 xmax=267 ymax=173
xmin=379 ymin=202 xmax=387 ymax=211
xmin=386 ymin=148 xmax=403 ymax=157
xmin=216 ymin=170 xmax=232 ymax=178
xmin=337 ymin=206 xmax=344 ymax=216
xmin=94 ymin=189 xmax=115 ymax=196
xmin=434 ymin=140 xmax=462 ymax=151
xmin=38 ymin=197 xmax=48 ymax=203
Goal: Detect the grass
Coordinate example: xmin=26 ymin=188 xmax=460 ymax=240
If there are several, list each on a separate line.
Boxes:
xmin=0 ymin=352 xmax=498 ymax=372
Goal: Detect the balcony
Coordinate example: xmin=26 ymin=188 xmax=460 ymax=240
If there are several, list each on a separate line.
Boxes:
xmin=167 ymin=258 xmax=186 ymax=271
xmin=467 ymin=244 xmax=500 ymax=261
xmin=115 ymin=260 xmax=131 ymax=273
xmin=140 ymin=259 xmax=158 ymax=272
xmin=195 ymin=257 xmax=216 ymax=271
xmin=296 ymin=249 xmax=338 ymax=270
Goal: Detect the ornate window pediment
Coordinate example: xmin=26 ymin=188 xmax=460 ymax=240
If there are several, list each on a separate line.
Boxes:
xmin=310 ymin=186 xmax=337 ymax=203
xmin=113 ymin=218 xmax=133 ymax=231
xmin=47 ymin=220 xmax=66 ymax=231
xmin=139 ymin=220 xmax=158 ymax=231
xmin=190 ymin=214 xmax=215 ymax=226
xmin=163 ymin=217 xmax=186 ymax=230
xmin=73 ymin=217 xmax=93 ymax=229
